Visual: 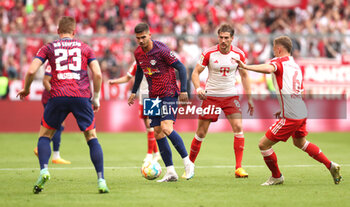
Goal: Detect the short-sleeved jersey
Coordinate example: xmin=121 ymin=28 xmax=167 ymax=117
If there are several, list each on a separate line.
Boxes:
xmin=127 ymin=61 xmax=148 ymax=94
xmin=270 ymin=56 xmax=307 ymax=119
xmin=35 ymin=38 xmax=96 ymax=98
xmin=199 ymin=45 xmax=246 ymax=97
xmin=134 ymin=40 xmax=179 ymax=98
xmin=41 ymin=64 xmax=52 ymax=105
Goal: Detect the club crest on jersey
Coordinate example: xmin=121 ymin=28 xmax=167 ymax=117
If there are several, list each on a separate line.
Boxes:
xmin=150 ymin=60 xmax=157 ymax=65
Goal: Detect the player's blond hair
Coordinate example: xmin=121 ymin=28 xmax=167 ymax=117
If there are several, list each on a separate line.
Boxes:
xmin=274 ymin=36 xmax=293 ymax=53
xmin=58 ymin=16 xmax=76 ymax=34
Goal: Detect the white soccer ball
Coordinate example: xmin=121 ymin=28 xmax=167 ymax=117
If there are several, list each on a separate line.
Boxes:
xmin=141 ymin=160 xmax=162 ymax=180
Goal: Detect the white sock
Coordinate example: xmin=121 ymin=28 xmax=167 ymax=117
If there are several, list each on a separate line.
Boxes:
xmin=166 ymin=165 xmax=176 ymax=174
xmin=183 ymin=156 xmax=191 ymax=166
xmin=194 ymin=134 xmax=205 ymax=142
xmin=52 ymin=151 xmax=60 ymax=160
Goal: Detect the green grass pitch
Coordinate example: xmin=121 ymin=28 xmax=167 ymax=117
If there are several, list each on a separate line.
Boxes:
xmin=0 ymin=132 xmax=349 ymax=207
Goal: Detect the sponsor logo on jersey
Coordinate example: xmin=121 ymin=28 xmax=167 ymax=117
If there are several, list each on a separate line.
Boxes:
xmin=219 ymin=67 xmax=230 ymax=76
xmin=143 ymin=67 xmax=160 ymax=75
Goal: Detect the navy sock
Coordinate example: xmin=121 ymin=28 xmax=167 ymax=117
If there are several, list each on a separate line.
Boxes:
xmin=87 ymin=138 xmax=104 ymax=179
xmin=156 ymin=137 xmax=173 ymax=166
xmin=38 ymin=137 xmax=51 ymax=169
xmin=167 ymin=130 xmax=188 ymax=158
xmin=52 ymin=126 xmax=64 ymax=151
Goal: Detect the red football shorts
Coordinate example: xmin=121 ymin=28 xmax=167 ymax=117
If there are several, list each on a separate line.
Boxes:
xmin=139 ymin=104 xmax=147 ymax=119
xmin=265 ymin=118 xmax=308 ymax=142
xmin=199 ymin=96 xmax=241 ymax=122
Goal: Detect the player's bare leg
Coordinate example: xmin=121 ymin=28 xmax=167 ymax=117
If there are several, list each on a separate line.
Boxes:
xmin=259 ymin=136 xmax=284 ymax=186
xmin=293 ymin=137 xmax=342 ymax=184
xmin=84 ymin=129 xmax=109 ymax=193
xmin=227 ymin=113 xmax=248 ymax=178
xmin=33 ymin=126 xmax=55 ymax=194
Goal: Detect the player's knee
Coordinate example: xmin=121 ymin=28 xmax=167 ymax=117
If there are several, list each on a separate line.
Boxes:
xmin=258 ymin=142 xmax=265 ymax=150
xmin=292 ymin=138 xmax=305 ymax=149
xmin=160 ymin=123 xmax=173 ymax=136
xmin=84 ymin=129 xmax=97 ymax=141
xmin=161 ymin=127 xmax=172 ymax=136
xmin=258 ymin=139 xmax=268 ymax=150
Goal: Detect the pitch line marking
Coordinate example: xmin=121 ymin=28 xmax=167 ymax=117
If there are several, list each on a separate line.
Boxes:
xmin=0 ymin=164 xmax=349 ymax=171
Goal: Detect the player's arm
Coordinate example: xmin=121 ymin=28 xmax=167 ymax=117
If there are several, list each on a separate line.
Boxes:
xmin=43 ymin=75 xmax=52 ymax=92
xmin=128 ymin=65 xmax=143 ymax=106
xmin=191 ymin=63 xmax=206 ymax=100
xmin=234 ymin=58 xmax=275 ymax=74
xmin=89 ymin=59 xmax=102 ymax=112
xmin=16 ymin=58 xmax=44 ymax=99
xmin=239 ymin=69 xmax=254 ymax=116
xmin=108 ymin=75 xmax=133 ymax=85
xmin=171 ymin=60 xmax=189 ymax=104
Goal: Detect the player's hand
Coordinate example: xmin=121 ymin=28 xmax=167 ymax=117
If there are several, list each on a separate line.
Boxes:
xmin=93 ymin=105 xmax=100 ymax=113
xmin=232 ymin=57 xmax=246 ymax=69
xmin=247 ymin=98 xmax=254 ymax=116
xmin=196 ymin=87 xmax=206 ymax=100
xmin=179 ymin=92 xmax=189 ymax=106
xmin=108 ymin=80 xmax=117 ymax=85
xmin=16 ymin=89 xmax=30 ymax=100
xmin=128 ymin=93 xmax=136 ymax=106
xmin=91 ymin=91 xmax=101 ymax=112
xmin=274 ymin=111 xmax=281 ymax=118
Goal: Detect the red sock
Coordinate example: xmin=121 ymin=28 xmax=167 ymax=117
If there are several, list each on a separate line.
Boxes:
xmin=234 ymin=133 xmax=244 ymax=169
xmin=152 ymin=133 xmax=159 ymax=153
xmin=147 ymin=131 xmax=155 ymax=154
xmin=261 ymin=148 xmax=281 ymax=178
xmin=303 ymin=141 xmax=331 ymax=169
xmin=189 ymin=134 xmax=204 ymax=163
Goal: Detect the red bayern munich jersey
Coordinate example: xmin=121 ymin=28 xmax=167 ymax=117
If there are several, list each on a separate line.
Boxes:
xmin=134 ymin=40 xmax=179 ymax=98
xmin=35 ymin=38 xmax=96 ymax=98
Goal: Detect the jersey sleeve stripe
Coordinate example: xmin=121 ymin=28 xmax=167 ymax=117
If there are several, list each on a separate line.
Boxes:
xmin=270 ymin=62 xmax=277 ymax=72
xmin=87 ymin=58 xmax=96 ymax=64
xmin=35 ymin=56 xmax=46 ymax=63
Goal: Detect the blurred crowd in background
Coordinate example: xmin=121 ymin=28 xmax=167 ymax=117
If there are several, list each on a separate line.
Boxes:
xmin=0 ymin=0 xmax=349 ymax=81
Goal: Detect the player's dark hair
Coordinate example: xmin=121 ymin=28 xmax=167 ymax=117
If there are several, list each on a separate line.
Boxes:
xmin=134 ymin=23 xmax=150 ymax=34
xmin=217 ymin=24 xmax=235 ymax=37
xmin=58 ymin=16 xmax=76 ymax=34
xmin=274 ymin=36 xmax=293 ymax=53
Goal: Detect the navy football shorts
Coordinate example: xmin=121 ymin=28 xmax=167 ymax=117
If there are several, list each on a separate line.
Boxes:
xmin=41 ymin=97 xmax=95 ymax=131
xmin=149 ymin=97 xmax=178 ymax=127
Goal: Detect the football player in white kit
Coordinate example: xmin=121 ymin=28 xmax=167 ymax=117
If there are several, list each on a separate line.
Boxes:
xmin=187 ymin=24 xmax=254 ymax=178
xmin=109 ymin=62 xmax=161 ymax=162
xmin=234 ymin=36 xmax=341 ymax=185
